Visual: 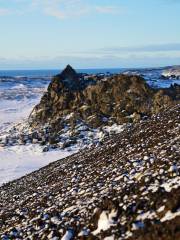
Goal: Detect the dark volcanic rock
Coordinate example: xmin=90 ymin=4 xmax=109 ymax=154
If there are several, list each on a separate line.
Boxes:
xmin=51 ymin=64 xmax=80 ymax=91
xmin=0 ymin=104 xmax=180 ymax=239
xmin=29 ymin=65 xmax=180 ymax=132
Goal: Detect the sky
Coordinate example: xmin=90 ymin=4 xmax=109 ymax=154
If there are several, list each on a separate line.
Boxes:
xmin=0 ymin=0 xmax=180 ymax=69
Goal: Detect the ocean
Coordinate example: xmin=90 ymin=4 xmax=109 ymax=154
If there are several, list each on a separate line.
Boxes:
xmin=0 ymin=68 xmax=123 ymax=77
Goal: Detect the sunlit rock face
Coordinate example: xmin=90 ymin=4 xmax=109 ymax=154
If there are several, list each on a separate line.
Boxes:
xmin=29 ymin=65 xmax=180 ymax=132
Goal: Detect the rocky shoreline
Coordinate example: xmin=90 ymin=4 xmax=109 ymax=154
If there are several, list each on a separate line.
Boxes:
xmin=0 ymin=104 xmax=179 ymax=239
xmin=29 ymin=65 xmax=180 ymax=130
xmin=162 ymin=66 xmax=180 ymax=79
xmin=0 ymin=65 xmax=179 ymax=153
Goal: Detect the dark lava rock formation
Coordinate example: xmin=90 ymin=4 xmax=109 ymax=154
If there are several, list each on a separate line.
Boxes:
xmin=0 ymin=104 xmax=179 ymax=239
xmin=29 ymin=65 xmax=180 ymax=131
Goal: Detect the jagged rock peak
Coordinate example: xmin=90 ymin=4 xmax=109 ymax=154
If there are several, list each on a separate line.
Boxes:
xmin=44 ymin=65 xmax=79 ymax=93
xmin=60 ymin=64 xmax=78 ymax=79
xmin=52 ymin=64 xmax=80 ymax=91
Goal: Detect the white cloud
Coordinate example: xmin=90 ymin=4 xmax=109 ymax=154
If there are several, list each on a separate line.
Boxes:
xmin=95 ymin=6 xmax=120 ymax=14
xmin=41 ymin=0 xmax=90 ymax=19
xmin=0 ymin=0 xmax=122 ymax=19
xmin=98 ymin=43 xmax=180 ymax=54
xmin=1 ymin=52 xmax=180 ymax=69
xmin=0 ymin=8 xmax=11 ymax=16
xmin=8 ymin=0 xmax=121 ymax=19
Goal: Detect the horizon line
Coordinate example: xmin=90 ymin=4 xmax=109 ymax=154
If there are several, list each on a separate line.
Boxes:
xmin=0 ymin=64 xmax=175 ymax=71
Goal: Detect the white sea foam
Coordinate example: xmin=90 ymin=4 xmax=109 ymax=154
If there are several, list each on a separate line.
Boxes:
xmin=0 ymin=77 xmax=57 ymax=185
xmin=0 ymin=144 xmax=77 ymax=186
xmin=0 ymin=98 xmax=38 ymax=131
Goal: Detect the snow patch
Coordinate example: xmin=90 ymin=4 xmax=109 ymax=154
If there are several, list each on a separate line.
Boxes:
xmin=93 ymin=209 xmax=117 ymax=235
xmin=161 ymin=209 xmax=180 ymax=222
xmin=61 ymin=230 xmax=74 ymax=240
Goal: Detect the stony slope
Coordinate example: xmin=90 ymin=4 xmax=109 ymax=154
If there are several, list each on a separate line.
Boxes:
xmin=0 ymin=104 xmax=179 ymax=239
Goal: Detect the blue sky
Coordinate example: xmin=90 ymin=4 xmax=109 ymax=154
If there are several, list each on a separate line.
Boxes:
xmin=0 ymin=0 xmax=180 ymax=69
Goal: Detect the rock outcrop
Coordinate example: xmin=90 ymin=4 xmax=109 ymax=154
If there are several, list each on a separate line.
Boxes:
xmin=0 ymin=104 xmax=179 ymax=239
xmin=162 ymin=66 xmax=180 ymax=79
xmin=29 ymin=65 xmax=180 ymax=132
xmin=1 ymin=65 xmax=179 ymax=151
